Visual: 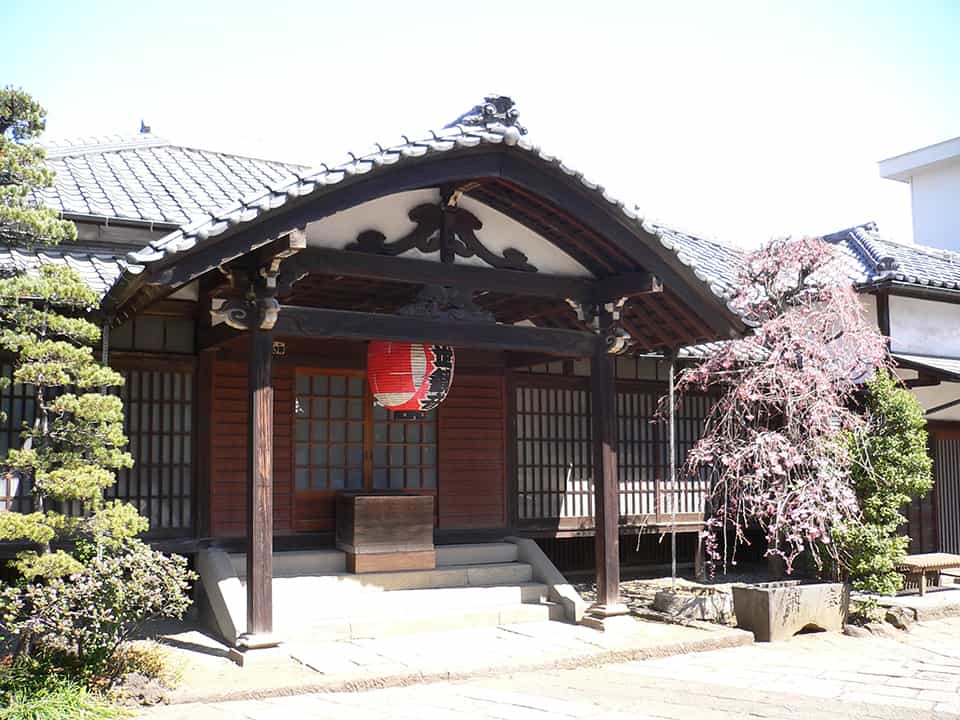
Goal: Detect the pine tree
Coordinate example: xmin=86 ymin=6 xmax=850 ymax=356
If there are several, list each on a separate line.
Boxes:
xmin=0 ymin=265 xmax=136 ymax=579
xmin=0 ymin=87 xmax=137 ymax=578
xmin=0 ymin=89 xmax=193 ymax=672
xmin=1 ymin=87 xmax=77 ymax=245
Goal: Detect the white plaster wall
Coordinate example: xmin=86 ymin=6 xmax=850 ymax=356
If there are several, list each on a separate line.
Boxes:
xmin=911 ymin=158 xmax=960 ymax=251
xmin=304 ymin=189 xmax=592 ymax=277
xmin=906 ymin=380 xmax=960 ymax=422
xmin=889 ymin=296 xmax=960 ymax=358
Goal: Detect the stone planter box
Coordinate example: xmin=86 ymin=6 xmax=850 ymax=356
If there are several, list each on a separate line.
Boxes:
xmin=336 ymin=493 xmax=435 ymax=573
xmin=653 ymin=589 xmax=734 ymax=623
xmin=732 ymin=581 xmax=849 ymax=642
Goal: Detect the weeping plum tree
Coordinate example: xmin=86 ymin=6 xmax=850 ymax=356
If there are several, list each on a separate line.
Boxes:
xmin=678 ymin=236 xmax=889 ymax=574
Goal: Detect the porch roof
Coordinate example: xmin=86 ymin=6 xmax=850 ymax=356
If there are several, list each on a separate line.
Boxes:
xmin=100 ymin=100 xmax=747 ymax=348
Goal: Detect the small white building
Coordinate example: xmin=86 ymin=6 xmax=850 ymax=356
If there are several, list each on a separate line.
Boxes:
xmin=820 ymin=135 xmax=960 ymax=555
xmin=880 ymin=135 xmax=960 ymax=252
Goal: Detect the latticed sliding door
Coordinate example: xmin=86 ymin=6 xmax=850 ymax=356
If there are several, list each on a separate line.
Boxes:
xmin=514 ymin=383 xmax=593 ymax=522
xmin=110 ymin=368 xmax=195 ymax=534
xmin=512 ymin=376 xmax=712 ymax=527
xmin=935 ymin=435 xmax=960 ymax=553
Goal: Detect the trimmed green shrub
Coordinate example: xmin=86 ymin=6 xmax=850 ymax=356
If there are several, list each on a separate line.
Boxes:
xmin=837 ymin=370 xmax=934 ymax=594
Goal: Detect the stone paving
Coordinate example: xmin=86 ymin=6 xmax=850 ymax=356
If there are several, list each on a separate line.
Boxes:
xmin=139 ymin=617 xmax=960 ymax=719
xmin=155 ymin=618 xmax=749 ymax=704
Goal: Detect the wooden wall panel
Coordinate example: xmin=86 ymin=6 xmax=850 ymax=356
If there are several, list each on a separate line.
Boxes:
xmin=438 ymin=374 xmax=507 ymax=529
xmin=208 ymin=358 xmax=294 ymax=537
xmin=293 ymin=495 xmax=336 ymax=533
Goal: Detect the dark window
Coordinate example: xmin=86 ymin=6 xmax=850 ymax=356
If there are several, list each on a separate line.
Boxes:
xmin=111 ymin=317 xmax=195 ymax=354
xmin=0 ymin=363 xmax=35 ymax=512
xmin=294 ymin=371 xmax=438 ymax=492
xmin=295 ymin=372 xmax=365 ymax=491
xmin=372 ymin=404 xmax=437 ymax=490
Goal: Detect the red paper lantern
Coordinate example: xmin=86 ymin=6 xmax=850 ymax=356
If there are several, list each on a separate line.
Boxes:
xmin=367 ymin=341 xmax=455 ymax=414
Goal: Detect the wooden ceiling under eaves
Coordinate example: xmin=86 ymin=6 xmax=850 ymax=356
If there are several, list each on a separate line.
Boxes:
xmin=212 ymin=176 xmax=723 ymax=353
xmin=281 ymin=274 xmax=716 ymax=353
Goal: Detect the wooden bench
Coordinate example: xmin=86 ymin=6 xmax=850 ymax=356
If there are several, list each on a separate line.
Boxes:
xmin=898 ymin=553 xmax=960 ymax=596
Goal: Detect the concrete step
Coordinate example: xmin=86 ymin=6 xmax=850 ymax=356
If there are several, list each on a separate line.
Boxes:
xmin=436 ymin=542 xmax=518 ymax=567
xmin=269 ymin=582 xmax=549 ymax=621
xmin=230 ymin=549 xmax=345 ymax=579
xmin=283 ymin=601 xmax=565 ymax=640
xmin=230 ymin=543 xmax=518 ymax=579
xmin=239 ymin=561 xmax=533 ymax=593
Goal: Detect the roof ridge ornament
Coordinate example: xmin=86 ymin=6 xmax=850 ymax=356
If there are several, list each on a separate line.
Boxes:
xmin=446 ymin=95 xmax=528 ymax=137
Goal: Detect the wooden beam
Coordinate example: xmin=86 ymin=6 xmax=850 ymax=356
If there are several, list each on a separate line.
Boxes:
xmin=876 ymin=291 xmax=891 ymax=338
xmin=591 ymin=307 xmax=622 ymax=609
xmin=273 ymin=305 xmax=597 ymax=356
xmin=246 ymin=324 xmax=274 ymax=637
xmin=149 ymin=230 xmax=307 ymax=291
xmin=593 ymin=271 xmax=662 ymax=303
xmin=279 ymin=246 xmax=595 ymax=302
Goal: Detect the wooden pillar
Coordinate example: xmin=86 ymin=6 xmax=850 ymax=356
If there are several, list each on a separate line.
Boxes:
xmin=246 ymin=320 xmax=274 ymax=637
xmin=591 ymin=307 xmax=622 ymax=610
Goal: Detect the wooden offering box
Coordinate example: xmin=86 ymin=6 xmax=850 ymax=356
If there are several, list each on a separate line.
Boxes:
xmin=335 ymin=493 xmax=436 ymax=573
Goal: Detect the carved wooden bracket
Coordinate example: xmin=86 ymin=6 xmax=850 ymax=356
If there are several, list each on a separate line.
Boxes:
xmin=349 ymin=203 xmax=537 ymax=272
xmin=568 ymin=298 xmax=632 ymax=355
xmin=211 ymin=294 xmax=280 ymax=331
xmin=209 ymin=229 xmax=304 ymax=331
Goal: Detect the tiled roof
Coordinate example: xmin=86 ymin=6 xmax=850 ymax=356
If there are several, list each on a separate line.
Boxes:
xmin=645 ymin=222 xmax=744 ymax=300
xmin=823 ymin=222 xmax=960 ymax=292
xmin=118 ymin=120 xmax=744 ymax=319
xmin=39 ymin=134 xmax=304 ymax=226
xmin=0 ymin=246 xmax=127 ymax=298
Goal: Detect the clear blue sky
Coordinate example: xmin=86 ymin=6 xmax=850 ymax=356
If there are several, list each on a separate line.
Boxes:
xmin=3 ymin=0 xmax=958 ymax=247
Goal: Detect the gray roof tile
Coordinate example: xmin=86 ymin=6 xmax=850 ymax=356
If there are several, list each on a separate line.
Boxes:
xmin=40 ymin=135 xmax=305 ymax=226
xmin=823 ymin=222 xmax=960 ymax=291
xmin=0 ymin=246 xmax=127 ymax=298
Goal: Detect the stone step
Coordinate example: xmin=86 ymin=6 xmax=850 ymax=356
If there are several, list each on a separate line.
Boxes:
xmin=230 ymin=543 xmax=518 ymax=579
xmin=230 ymin=549 xmax=345 ymax=578
xmin=238 ymin=561 xmax=534 ymax=592
xmin=283 ymin=601 xmax=565 ymax=640
xmin=436 ymin=542 xmax=518 ymax=567
xmin=268 ymin=582 xmax=550 ymax=621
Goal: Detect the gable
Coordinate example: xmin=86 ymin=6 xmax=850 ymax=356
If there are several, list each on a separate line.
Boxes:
xmin=304 ymin=189 xmax=592 ymax=277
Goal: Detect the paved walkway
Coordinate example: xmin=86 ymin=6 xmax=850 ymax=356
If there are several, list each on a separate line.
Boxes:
xmin=156 ymin=618 xmax=749 ymax=703
xmin=140 ymin=617 xmax=960 ymax=719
